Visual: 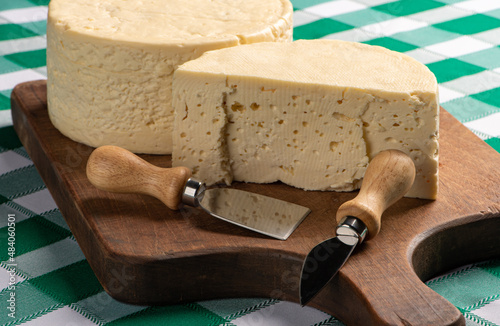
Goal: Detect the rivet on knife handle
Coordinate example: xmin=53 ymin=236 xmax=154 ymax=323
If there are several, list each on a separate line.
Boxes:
xmin=86 ymin=145 xmax=192 ymax=210
xmin=336 ymin=149 xmax=416 ymax=240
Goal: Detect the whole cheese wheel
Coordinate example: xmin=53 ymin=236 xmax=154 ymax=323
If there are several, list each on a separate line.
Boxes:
xmin=46 ymin=0 xmax=292 ymax=154
xmin=172 ymin=40 xmax=439 ymax=199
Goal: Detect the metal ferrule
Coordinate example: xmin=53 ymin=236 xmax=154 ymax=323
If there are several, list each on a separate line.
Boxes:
xmin=182 ymin=178 xmax=206 ymax=207
xmin=336 ymin=216 xmax=368 ymax=246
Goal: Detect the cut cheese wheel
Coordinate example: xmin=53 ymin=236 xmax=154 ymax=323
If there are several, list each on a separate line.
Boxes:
xmin=46 ymin=0 xmax=292 ymax=154
xmin=172 ymin=40 xmax=439 ymax=199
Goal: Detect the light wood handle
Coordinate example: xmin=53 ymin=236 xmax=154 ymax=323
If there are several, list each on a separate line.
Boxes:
xmin=336 ymin=150 xmax=415 ymax=240
xmin=86 ymin=145 xmax=192 ymax=210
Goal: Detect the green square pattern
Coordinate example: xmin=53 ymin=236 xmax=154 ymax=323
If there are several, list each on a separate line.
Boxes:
xmin=457 ymin=47 xmax=500 ymax=70
xmin=29 ymin=0 xmax=50 ymax=5
xmin=373 ymin=0 xmax=446 ymax=16
xmin=363 ymin=37 xmax=418 ymax=52
xmin=391 ymin=26 xmax=461 ymax=48
xmin=0 ymin=0 xmax=41 ymax=10
xmin=0 ymin=22 xmax=44 ymax=42
xmin=292 ymin=0 xmax=331 ymax=10
xmin=442 ymin=97 xmax=498 ymax=122
xmin=0 ymin=215 xmax=71 ymax=261
xmin=294 ymin=18 xmax=353 ymax=40
xmin=108 ymin=305 xmax=227 ymax=326
xmin=0 ymin=57 xmax=25 ymax=75
xmin=471 ymin=87 xmax=500 ymax=108
xmin=0 ymin=165 xmax=45 ymax=199
xmin=426 ymin=58 xmax=485 ymax=83
xmin=434 ymin=14 xmax=500 ymax=35
xmin=3 ymin=49 xmax=47 ymax=71
xmin=28 ymin=260 xmax=103 ymax=305
xmin=331 ymin=8 xmax=395 ymax=27
xmin=0 ymin=126 xmax=23 ymax=151
xmin=0 ymin=260 xmax=102 ymax=325
xmin=485 ymin=137 xmax=500 ymax=152
xmin=0 ymin=281 xmax=62 ymax=325
xmin=427 ymin=260 xmax=500 ymax=312
xmin=0 ymin=91 xmax=12 ymax=111
xmin=0 ymin=194 xmax=8 ymax=206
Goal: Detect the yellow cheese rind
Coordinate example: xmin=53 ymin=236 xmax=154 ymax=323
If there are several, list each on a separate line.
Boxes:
xmin=46 ymin=0 xmax=293 ymax=154
xmin=172 ymin=40 xmax=439 ymax=199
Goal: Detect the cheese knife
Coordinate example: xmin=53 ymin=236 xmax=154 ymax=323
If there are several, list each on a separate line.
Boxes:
xmin=299 ymin=149 xmax=416 ymax=305
xmin=86 ymin=145 xmax=310 ymax=240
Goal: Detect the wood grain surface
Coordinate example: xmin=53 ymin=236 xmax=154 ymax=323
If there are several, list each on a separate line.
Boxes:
xmin=11 ymin=80 xmax=500 ymax=326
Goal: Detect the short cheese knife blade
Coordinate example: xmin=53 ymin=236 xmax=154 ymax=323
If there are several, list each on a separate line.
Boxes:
xmin=86 ymin=145 xmax=310 ymax=240
xmin=299 ymin=150 xmax=416 ymax=305
xmin=300 ymin=217 xmax=366 ymax=305
xmin=182 ymin=179 xmax=310 ymax=240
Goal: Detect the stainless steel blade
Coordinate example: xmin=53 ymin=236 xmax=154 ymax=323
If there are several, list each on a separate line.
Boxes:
xmin=299 ymin=216 xmax=367 ymax=305
xmin=182 ymin=178 xmax=311 ymax=240
xmin=201 ymin=188 xmax=310 ymax=240
xmin=299 ymin=236 xmax=358 ymax=305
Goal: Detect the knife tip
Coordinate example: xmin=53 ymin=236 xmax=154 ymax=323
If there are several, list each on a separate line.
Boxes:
xmin=299 ymin=286 xmax=316 ymax=307
xmin=299 ymin=295 xmax=316 ymax=307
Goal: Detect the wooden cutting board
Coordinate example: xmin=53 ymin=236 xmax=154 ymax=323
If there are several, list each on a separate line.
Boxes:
xmin=11 ymin=80 xmax=500 ymax=326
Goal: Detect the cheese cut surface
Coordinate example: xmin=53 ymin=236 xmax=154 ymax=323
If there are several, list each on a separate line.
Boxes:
xmin=172 ymin=40 xmax=439 ymax=199
xmin=46 ymin=0 xmax=292 ymax=154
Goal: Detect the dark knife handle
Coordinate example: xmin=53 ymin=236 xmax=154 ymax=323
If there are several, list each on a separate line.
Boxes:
xmin=336 ymin=150 xmax=416 ymax=240
xmin=86 ymin=145 xmax=192 ymax=210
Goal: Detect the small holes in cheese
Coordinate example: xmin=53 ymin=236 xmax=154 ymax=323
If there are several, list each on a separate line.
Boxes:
xmin=333 ymin=112 xmax=356 ymax=122
xmin=330 ymin=141 xmax=340 ymax=151
xmin=250 ymin=103 xmax=261 ymax=111
xmin=231 ymin=102 xmax=245 ymax=112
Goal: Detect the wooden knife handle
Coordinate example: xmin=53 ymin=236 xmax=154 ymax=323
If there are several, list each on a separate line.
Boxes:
xmin=86 ymin=145 xmax=192 ymax=210
xmin=336 ymin=150 xmax=416 ymax=240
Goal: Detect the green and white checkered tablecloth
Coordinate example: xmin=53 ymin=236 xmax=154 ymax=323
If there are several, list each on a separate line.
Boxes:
xmin=0 ymin=0 xmax=499 ymax=325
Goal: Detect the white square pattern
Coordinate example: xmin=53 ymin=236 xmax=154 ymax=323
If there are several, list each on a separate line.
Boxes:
xmin=425 ymin=35 xmax=493 ymax=57
xmin=304 ymin=0 xmax=366 ymax=18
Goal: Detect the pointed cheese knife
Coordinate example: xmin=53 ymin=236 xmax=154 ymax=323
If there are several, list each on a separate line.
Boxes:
xmin=299 ymin=149 xmax=416 ymax=305
xmin=86 ymin=145 xmax=310 ymax=240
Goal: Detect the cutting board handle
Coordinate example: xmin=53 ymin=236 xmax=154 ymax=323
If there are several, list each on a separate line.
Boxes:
xmin=86 ymin=145 xmax=192 ymax=210
xmin=336 ymin=150 xmax=416 ymax=240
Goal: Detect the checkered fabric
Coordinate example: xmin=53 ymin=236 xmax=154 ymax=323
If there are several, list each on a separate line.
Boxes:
xmin=0 ymin=0 xmax=499 ymax=325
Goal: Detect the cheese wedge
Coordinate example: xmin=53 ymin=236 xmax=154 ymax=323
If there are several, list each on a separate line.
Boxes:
xmin=172 ymin=40 xmax=439 ymax=199
xmin=46 ymin=0 xmax=292 ymax=154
